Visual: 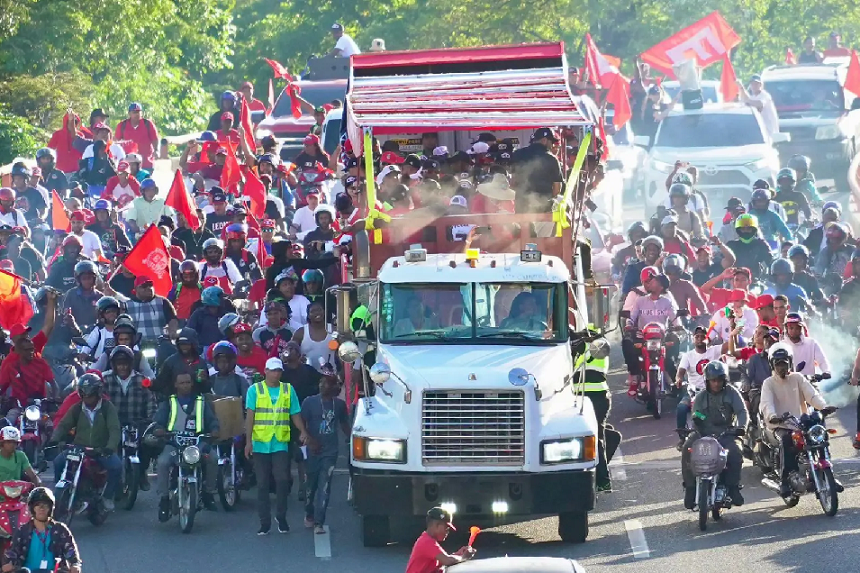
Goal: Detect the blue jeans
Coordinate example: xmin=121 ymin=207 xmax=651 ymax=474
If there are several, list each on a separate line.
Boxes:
xmin=54 ymin=451 xmax=122 ymax=499
xmin=676 ymin=398 xmax=692 ymax=430
xmin=305 ymin=455 xmax=336 ymax=525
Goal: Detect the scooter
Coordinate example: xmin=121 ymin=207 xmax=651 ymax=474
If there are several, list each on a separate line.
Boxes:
xmin=0 ymin=480 xmax=34 ymax=553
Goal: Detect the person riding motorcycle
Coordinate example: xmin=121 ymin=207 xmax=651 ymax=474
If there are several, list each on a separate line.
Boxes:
xmin=87 ymin=199 xmax=131 ymax=260
xmin=61 ymin=260 xmax=103 ymax=329
xmin=773 ymin=168 xmax=812 ymax=228
xmin=168 ymin=260 xmax=204 ymax=322
xmin=35 ymin=147 xmax=69 ymax=195
xmin=665 ymin=183 xmax=705 ymax=242
xmin=787 ymin=154 xmax=822 ymax=202
xmin=663 ymin=254 xmax=707 ymax=316
xmin=621 ymin=235 xmax=664 ymax=297
xmin=612 ymin=221 xmax=648 ymax=282
xmin=813 ymin=222 xmax=854 ymax=293
xmin=46 ymin=235 xmax=87 ymax=293
xmin=763 ymin=258 xmax=810 ymax=312
xmin=747 ymin=189 xmax=792 ymax=248
xmin=680 ymin=360 xmax=747 ymax=509
xmin=91 ymin=315 xmax=156 ymax=380
xmin=803 ymin=202 xmax=841 ymax=254
xmin=1 ymin=487 xmax=82 ymax=573
xmin=209 ymin=341 xmax=250 ymax=398
xmin=782 ymin=312 xmax=830 ymax=377
xmin=153 ymin=327 xmax=210 ymax=399
xmin=224 ymin=223 xmax=263 ymax=287
xmin=198 ymin=238 xmax=243 ymax=296
xmin=725 ymin=214 xmax=774 ymax=281
xmin=81 ymin=295 xmax=121 ymax=360
xmin=760 ymin=343 xmax=835 ymax=497
xmin=659 ymin=215 xmax=697 ymax=261
xmin=787 ymin=245 xmax=825 ymax=306
xmin=51 ymin=373 xmax=122 ymax=512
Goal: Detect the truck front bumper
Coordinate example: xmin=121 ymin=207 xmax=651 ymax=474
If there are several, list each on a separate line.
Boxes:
xmin=352 ymin=468 xmax=595 ymax=517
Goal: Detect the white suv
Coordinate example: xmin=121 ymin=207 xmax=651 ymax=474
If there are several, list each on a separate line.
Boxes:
xmin=636 ymin=104 xmax=788 ymax=211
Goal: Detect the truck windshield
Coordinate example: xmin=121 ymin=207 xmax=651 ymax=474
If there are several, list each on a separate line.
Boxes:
xmin=764 ymin=79 xmax=844 ymax=116
xmin=655 ymin=113 xmax=765 ymax=147
xmin=380 ymin=282 xmax=565 ymax=343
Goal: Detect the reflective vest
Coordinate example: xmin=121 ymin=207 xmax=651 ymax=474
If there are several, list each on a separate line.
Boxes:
xmin=168 ymin=395 xmax=205 ymax=433
xmin=251 ymin=382 xmax=292 ymax=443
xmin=573 ymin=351 xmax=610 ymax=392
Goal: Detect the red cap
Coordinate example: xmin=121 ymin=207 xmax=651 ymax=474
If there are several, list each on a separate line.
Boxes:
xmin=304 ymin=134 xmax=320 ymax=145
xmin=344 ymin=140 xmax=353 ymax=153
xmin=322 ymin=103 xmax=334 ymax=112
xmin=215 ymin=147 xmax=228 ymax=156
xmin=0 ymin=260 xmax=13 ymax=272
xmin=233 ymin=323 xmax=252 ymax=334
xmin=221 ymin=112 xmax=234 ymax=122
xmin=8 ymin=324 xmax=31 ymax=339
xmin=695 ymin=245 xmax=711 ymax=254
xmin=754 ymin=294 xmax=775 ymax=309
xmin=134 ymin=276 xmax=154 ymax=288
xmin=262 ymin=219 xmax=276 ymax=228
xmin=380 ymin=151 xmax=404 ymax=164
xmin=92 ymin=122 xmax=111 ymax=132
xmin=116 ymin=161 xmax=130 ymax=173
xmin=730 ymin=289 xmax=747 ymax=303
xmin=70 ymin=210 xmax=86 ymax=222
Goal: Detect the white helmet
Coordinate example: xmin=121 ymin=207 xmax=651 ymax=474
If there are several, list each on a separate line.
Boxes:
xmin=0 ymin=427 xmax=21 ymax=442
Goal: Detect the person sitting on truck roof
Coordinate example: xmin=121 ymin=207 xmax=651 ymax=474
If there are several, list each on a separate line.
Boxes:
xmin=511 ymin=127 xmax=564 ymax=213
xmin=393 ymin=297 xmax=441 ymax=337
xmin=328 ymin=23 xmax=360 ymax=58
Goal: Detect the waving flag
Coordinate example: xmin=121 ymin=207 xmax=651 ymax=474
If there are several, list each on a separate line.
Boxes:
xmin=845 ymin=50 xmax=860 ymax=97
xmin=164 ymin=169 xmax=201 ymax=231
xmin=606 ymin=75 xmax=632 ymax=129
xmin=239 ymin=96 xmax=256 ymax=153
xmin=267 ymin=78 xmax=275 ymax=116
xmin=0 ymin=270 xmax=33 ymax=330
xmin=584 ymin=33 xmax=621 ymax=88
xmin=122 ymin=226 xmax=172 ymax=296
xmin=720 ymin=53 xmax=739 ymax=102
xmin=51 ymin=190 xmax=70 ymax=233
xmin=264 ymin=58 xmax=292 ymax=80
xmin=640 ymin=11 xmax=741 ymax=77
xmin=785 ymin=48 xmax=797 ymax=65
xmin=243 ymin=169 xmax=267 ymax=220
xmin=220 ymin=140 xmax=243 ymax=192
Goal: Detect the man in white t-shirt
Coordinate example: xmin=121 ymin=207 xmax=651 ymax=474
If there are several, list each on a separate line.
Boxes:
xmin=328 ymin=23 xmax=360 ymax=58
xmin=70 ymin=210 xmax=103 ymax=260
xmin=675 ymin=326 xmax=724 ymax=437
xmin=289 ymin=187 xmax=320 ymax=239
xmin=739 ymin=74 xmax=779 ymax=137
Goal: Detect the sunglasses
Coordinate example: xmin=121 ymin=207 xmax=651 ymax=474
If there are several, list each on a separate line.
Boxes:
xmin=262 ymin=227 xmax=275 ymax=232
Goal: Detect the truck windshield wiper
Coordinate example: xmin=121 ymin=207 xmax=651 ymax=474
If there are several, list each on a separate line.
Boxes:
xmin=393 ymin=330 xmax=450 ymax=339
xmin=477 ymin=330 xmax=544 ymax=340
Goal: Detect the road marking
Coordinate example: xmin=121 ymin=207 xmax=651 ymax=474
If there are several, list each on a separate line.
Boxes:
xmin=624 ymin=519 xmax=650 ymax=559
xmin=610 ymin=448 xmax=627 ymax=481
xmin=314 ymin=525 xmax=332 ymax=560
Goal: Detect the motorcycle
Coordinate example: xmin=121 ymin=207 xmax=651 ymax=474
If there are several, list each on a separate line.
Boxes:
xmin=688 ymin=427 xmax=745 ymax=531
xmin=0 ymin=480 xmax=34 ymax=553
xmin=15 ymin=399 xmax=54 ymax=472
xmin=629 ymin=314 xmax=686 ymax=419
xmin=166 ymin=432 xmax=211 ymax=533
xmin=117 ymin=424 xmax=142 ymax=511
xmin=54 ymin=446 xmax=109 ymax=526
xmin=216 ymin=436 xmax=244 ymax=511
xmin=758 ymin=407 xmax=839 ymax=515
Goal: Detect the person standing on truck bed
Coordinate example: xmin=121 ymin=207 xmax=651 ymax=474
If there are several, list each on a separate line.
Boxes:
xmin=511 ymin=127 xmax=564 ymax=213
xmin=328 ymin=23 xmax=360 ymax=57
xmin=798 ymin=36 xmax=824 ymax=64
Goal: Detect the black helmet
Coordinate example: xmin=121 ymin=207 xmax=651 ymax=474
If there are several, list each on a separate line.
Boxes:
xmin=96 ymin=296 xmax=120 ymax=315
xmin=27 ymin=487 xmax=55 ymax=516
xmin=74 ymin=260 xmax=98 ymax=279
xmin=114 ymin=314 xmax=136 ymax=332
xmin=109 ymin=344 xmax=134 ymax=364
xmin=787 ymin=244 xmax=810 ymax=260
xmin=704 ymin=360 xmax=728 ymax=381
xmin=627 ymin=221 xmax=647 ymax=241
xmin=669 ymin=183 xmax=691 ymax=198
xmin=787 ymin=155 xmax=811 ymax=173
xmin=77 ymin=373 xmax=103 ymax=398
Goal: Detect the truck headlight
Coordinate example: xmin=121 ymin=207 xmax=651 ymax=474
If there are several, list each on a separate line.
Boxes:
xmin=815 ymin=125 xmax=842 ymax=140
xmin=541 ymin=436 xmax=595 ymax=464
xmin=353 ymin=437 xmax=406 ymax=463
xmin=649 ymin=159 xmax=673 ymax=173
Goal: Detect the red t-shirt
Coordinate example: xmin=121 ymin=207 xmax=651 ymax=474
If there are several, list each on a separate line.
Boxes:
xmin=406 ymin=532 xmax=444 ymax=573
xmin=236 ymin=345 xmax=268 ymax=379
xmin=706 ymin=288 xmax=756 ymax=313
xmin=116 ymin=119 xmax=159 ymax=168
xmin=0 ymin=332 xmax=53 ymax=402
xmin=664 ymin=238 xmax=696 ymax=263
xmin=737 ymin=346 xmax=760 ymax=361
xmin=216 ymin=129 xmax=241 ymax=146
xmin=171 ymin=284 xmax=202 ymax=321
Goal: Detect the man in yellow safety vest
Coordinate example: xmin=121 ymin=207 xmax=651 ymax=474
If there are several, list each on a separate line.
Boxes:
xmin=245 ymin=357 xmax=312 ymax=535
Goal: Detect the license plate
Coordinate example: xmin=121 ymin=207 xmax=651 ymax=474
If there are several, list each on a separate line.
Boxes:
xmin=124 ymin=441 xmax=137 ymax=448
xmin=186 ymin=477 xmax=197 ymax=484
xmin=66 ymin=455 xmax=81 ymax=462
xmin=129 ymin=456 xmax=140 ymax=464
xmin=55 ymin=480 xmax=67 ymax=489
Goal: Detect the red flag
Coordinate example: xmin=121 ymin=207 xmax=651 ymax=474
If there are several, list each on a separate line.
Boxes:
xmin=0 ymin=270 xmax=33 ymax=330
xmin=164 ymin=169 xmax=201 ymax=231
xmin=287 ymin=83 xmax=302 ymax=120
xmin=51 ymin=190 xmax=70 ymax=233
xmin=122 ymin=226 xmax=172 ymax=297
xmin=606 ymin=75 xmax=632 ymax=129
xmin=239 ymin=97 xmax=256 ymax=153
xmin=243 ymin=169 xmax=267 ymax=219
xmin=585 ymin=33 xmax=621 ymax=88
xmin=597 ymin=116 xmax=609 ymax=161
xmin=220 ymin=140 xmax=243 ymax=192
xmin=267 ymin=78 xmax=275 ymax=116
xmin=264 ymin=58 xmax=292 ymax=80
xmin=640 ymin=11 xmax=741 ymax=77
xmin=785 ymin=48 xmax=797 ymax=65
xmin=846 ymin=50 xmax=860 ymax=97
xmin=720 ymin=53 xmax=739 ymax=102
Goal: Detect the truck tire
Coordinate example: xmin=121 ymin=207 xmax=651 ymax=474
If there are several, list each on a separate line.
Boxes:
xmin=558 ymin=511 xmax=588 ymax=543
xmin=362 ymin=515 xmax=390 ymax=547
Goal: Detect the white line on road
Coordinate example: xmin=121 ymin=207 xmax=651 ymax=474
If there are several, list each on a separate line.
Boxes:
xmin=610 ymin=447 xmax=627 ymax=481
xmin=314 ymin=525 xmax=332 ymax=560
xmin=624 ymin=519 xmax=650 ymax=559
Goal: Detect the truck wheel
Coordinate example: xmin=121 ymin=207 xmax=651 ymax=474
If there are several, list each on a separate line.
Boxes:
xmin=362 ymin=515 xmax=390 ymax=547
xmin=558 ymin=511 xmax=588 ymax=543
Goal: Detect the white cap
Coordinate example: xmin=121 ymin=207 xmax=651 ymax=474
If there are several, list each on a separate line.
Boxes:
xmin=469 ymin=142 xmax=490 ymax=154
xmin=661 ymin=215 xmax=679 ymax=226
xmin=449 ymin=195 xmax=468 ymax=208
xmin=432 ymin=146 xmax=449 ymax=157
xmin=265 ymin=357 xmax=284 ymax=371
xmin=375 ymin=164 xmax=401 ymax=186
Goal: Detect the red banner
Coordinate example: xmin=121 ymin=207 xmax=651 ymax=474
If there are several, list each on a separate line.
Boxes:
xmin=584 ymin=33 xmax=621 ymax=88
xmin=640 ymin=11 xmax=741 ymax=77
xmin=122 ymin=226 xmax=172 ymax=297
xmin=164 ymin=169 xmax=201 ymax=231
xmin=720 ymin=54 xmax=739 ymax=102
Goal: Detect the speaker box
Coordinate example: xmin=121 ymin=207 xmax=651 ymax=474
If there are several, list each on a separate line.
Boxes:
xmin=682 ymin=89 xmax=704 ymax=111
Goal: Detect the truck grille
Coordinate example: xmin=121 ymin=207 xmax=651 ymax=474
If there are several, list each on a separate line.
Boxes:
xmin=422 ymin=391 xmax=525 ymax=466
xmin=783 ymin=127 xmax=816 ymax=142
xmin=697 ymin=169 xmax=750 ymax=186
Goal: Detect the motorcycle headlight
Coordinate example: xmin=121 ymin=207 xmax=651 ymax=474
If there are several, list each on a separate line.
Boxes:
xmin=541 ymin=437 xmax=595 ymax=464
xmin=815 ymin=125 xmax=842 ymax=140
xmin=3 ymin=485 xmax=22 ymax=499
xmin=807 ymin=424 xmax=827 ymax=444
xmin=353 ymin=437 xmax=406 ymax=463
xmin=650 ymin=159 xmax=673 ymax=173
xmin=646 ymin=339 xmax=661 ymax=351
xmin=141 ymin=348 xmax=157 ymax=359
xmin=24 ymin=406 xmax=40 ymax=422
xmin=182 ymin=445 xmax=201 ymax=465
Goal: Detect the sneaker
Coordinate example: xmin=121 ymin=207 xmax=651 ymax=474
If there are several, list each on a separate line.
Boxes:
xmin=315 ymin=524 xmax=326 ymax=534
xmin=728 ymin=486 xmax=744 ymax=507
xmin=683 ymin=487 xmax=696 ymax=510
xmin=596 ymin=481 xmax=613 ymax=493
xmin=257 ymin=523 xmax=271 ymax=536
xmin=202 ymin=492 xmax=217 ymax=512
xmin=304 ymin=516 xmax=314 ymax=528
xmin=276 ymin=517 xmax=290 ymax=534
xmin=102 ymin=498 xmax=115 ymax=512
xmin=139 ymin=473 xmax=151 ymax=492
xmin=158 ymin=496 xmax=170 ymax=523
xmin=627 ymin=375 xmax=638 ymax=397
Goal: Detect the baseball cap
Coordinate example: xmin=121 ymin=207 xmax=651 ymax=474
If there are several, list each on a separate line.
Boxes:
xmin=221 ymin=112 xmax=234 ymax=122
xmin=215 ymin=147 xmax=228 ymax=156
xmin=265 ymin=357 xmax=284 ymax=371
xmin=285 ymin=340 xmax=301 ymax=354
xmin=305 ymin=185 xmax=321 ymax=196
xmin=695 ymin=244 xmax=711 ymax=254
xmin=89 ymin=108 xmax=109 ymax=121
xmin=733 ymin=267 xmax=752 ymax=279
xmin=469 ymin=141 xmax=490 ymax=155
xmin=401 ymin=154 xmax=421 ymax=169
xmin=449 ymin=195 xmax=468 ymax=208
xmin=750 ymin=74 xmax=763 ymax=83
xmin=9 ymin=324 xmax=31 ymax=339
xmin=432 ymin=146 xmax=449 ymax=158
xmin=661 ymin=215 xmax=679 ymax=226
xmin=533 ymin=127 xmax=559 ymax=142
xmin=265 ymin=301 xmax=286 ymax=313
xmin=116 ymin=161 xmax=130 ymax=173
xmin=450 ymin=150 xmax=471 ymax=164
xmin=304 ymin=134 xmax=320 ymax=145
xmin=134 ymin=276 xmax=154 ymax=288
xmin=92 ymin=122 xmax=111 ymax=132
xmin=423 ymin=158 xmax=441 ymax=171
xmin=344 ymin=175 xmax=359 ymax=188
xmin=128 ymin=102 xmax=143 ymax=112
xmin=648 ymin=85 xmax=661 ymax=95
xmin=426 ymin=507 xmax=456 ymax=530
xmin=380 ymin=151 xmax=404 ymax=165
xmin=262 ymin=219 xmax=276 ymax=229
xmin=730 ymin=289 xmax=747 ymax=302
xmin=754 ymin=294 xmax=775 ymax=309
xmin=210 ymin=190 xmax=227 ymax=203
xmin=725 ymin=197 xmax=745 ymax=210
xmin=693 ymin=325 xmax=708 ymax=335
xmin=70 ymin=210 xmax=86 ymax=222
xmin=233 ymin=323 xmax=252 ymax=334
xmin=331 ymin=23 xmax=343 ymax=31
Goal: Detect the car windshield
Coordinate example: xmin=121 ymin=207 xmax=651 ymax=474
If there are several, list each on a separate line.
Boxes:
xmin=655 ymin=113 xmax=765 ymax=147
xmin=764 ymin=79 xmax=844 ymax=116
xmin=379 ymin=283 xmax=565 ymax=343
xmin=273 ymin=84 xmax=347 ymax=117
xmin=663 ymin=84 xmax=720 ymax=103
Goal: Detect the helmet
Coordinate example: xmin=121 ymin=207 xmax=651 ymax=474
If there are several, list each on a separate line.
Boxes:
xmin=35 ymin=148 xmax=56 ymax=161
xmin=750 ymin=189 xmax=771 ymax=204
xmin=74 ymin=260 xmax=98 ymax=278
xmin=0 ymin=426 xmax=21 ymax=442
xmin=822 ymin=200 xmax=841 ymax=214
xmin=768 ymin=341 xmax=794 ymax=367
xmin=787 ymin=155 xmax=811 ymax=173
xmin=113 ymin=314 xmax=137 ymax=336
xmin=77 ymin=373 xmax=104 ymax=397
xmin=641 ymin=235 xmax=664 ymax=251
xmin=752 ymin=179 xmax=771 ymax=190
xmin=770 ymin=258 xmax=793 ymax=276
xmin=0 ymin=188 xmax=13 ymax=202
xmin=735 ymin=213 xmax=759 ymax=230
xmin=27 ymin=487 xmax=55 ymax=516
xmin=639 ymin=265 xmax=659 ymax=285
xmin=851 ymin=249 xmax=860 ymax=261
xmin=652 ymin=273 xmax=671 ymax=291
xmin=301 ymin=269 xmax=324 ymax=284
xmin=225 ymin=223 xmax=248 ymax=241
xmin=212 ymin=341 xmax=238 ymax=358
xmin=787 ymin=245 xmax=810 ymax=260
xmin=96 ymin=296 xmax=120 ymax=314
xmin=669 ymin=183 xmax=691 ymax=198
xmin=218 ymin=313 xmax=240 ymax=334
xmin=198 ymin=131 xmax=217 ymax=142
xmin=776 ymin=167 xmax=796 ymax=183
xmin=662 ymin=254 xmax=686 ymax=274
xmin=109 ymin=345 xmax=134 ymax=364
xmin=179 ymin=260 xmax=197 ymax=275
xmin=704 ymin=360 xmax=728 ymax=381
xmin=93 ymin=199 xmax=111 ymax=211
xmin=275 ymin=268 xmax=298 ymax=285
xmin=671 ymin=172 xmax=694 ymax=186
xmin=62 ymin=235 xmax=83 ymax=250
xmin=627 ymin=221 xmax=647 ymax=241
xmin=201 ymin=285 xmax=224 ymax=306
xmin=202 ymin=238 xmax=224 ymax=253
xmin=10 ymin=165 xmax=30 ymax=178
xmin=314 ymin=205 xmax=336 ymax=225
xmin=221 ymin=91 xmax=237 ymax=103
